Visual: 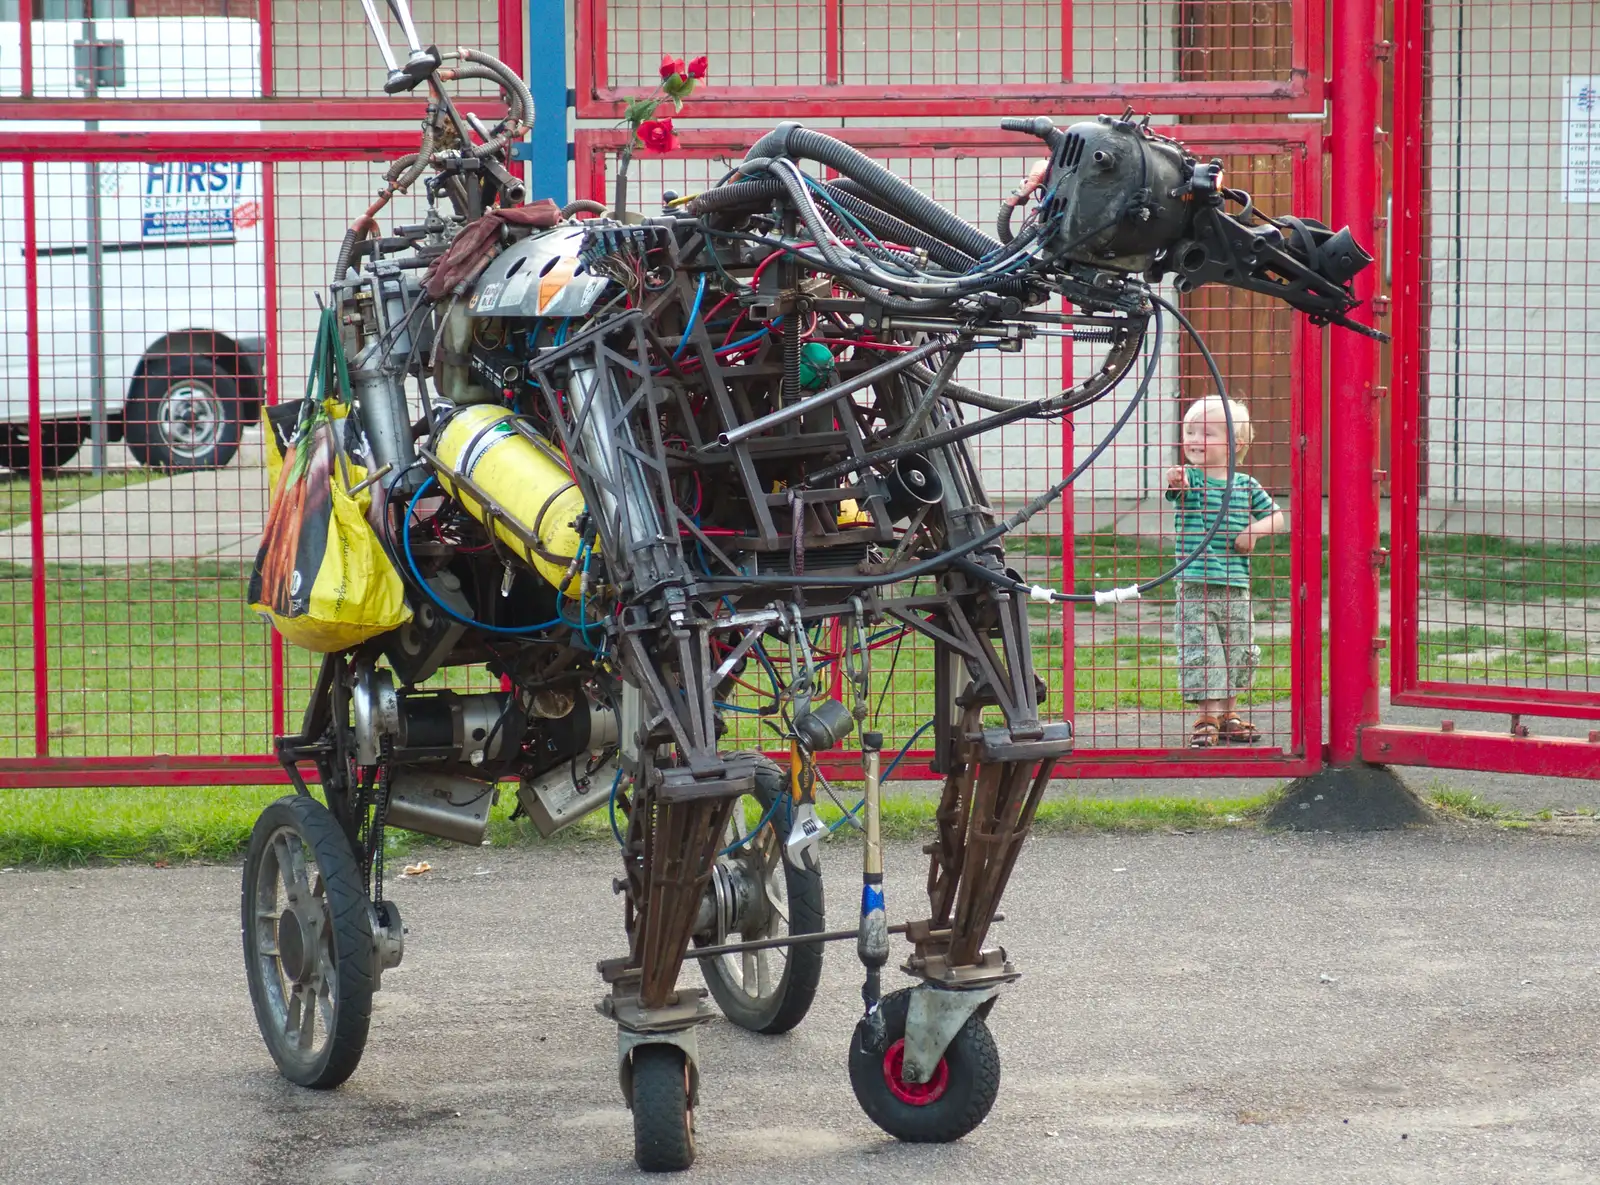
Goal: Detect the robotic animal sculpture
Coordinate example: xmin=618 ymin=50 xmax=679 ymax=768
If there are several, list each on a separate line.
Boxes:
xmin=241 ymin=5 xmax=1380 ymax=1171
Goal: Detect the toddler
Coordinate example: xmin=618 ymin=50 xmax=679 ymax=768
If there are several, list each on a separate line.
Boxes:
xmin=1164 ymin=395 xmax=1287 ymax=748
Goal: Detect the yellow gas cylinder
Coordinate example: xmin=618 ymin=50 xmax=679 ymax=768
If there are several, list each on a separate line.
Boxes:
xmin=431 ymin=404 xmax=590 ymax=594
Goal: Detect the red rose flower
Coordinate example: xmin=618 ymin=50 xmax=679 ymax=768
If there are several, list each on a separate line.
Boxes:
xmin=637 ymin=118 xmax=680 ymax=153
xmin=659 ymin=54 xmax=686 ymax=80
xmin=686 ymin=55 xmax=709 ymax=80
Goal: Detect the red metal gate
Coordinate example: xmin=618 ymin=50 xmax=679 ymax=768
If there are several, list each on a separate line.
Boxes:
xmin=0 ymin=1 xmax=523 ymax=788
xmin=1370 ymin=0 xmax=1600 ymax=776
xmin=576 ymin=0 xmax=1325 ymax=117
xmin=19 ymin=0 xmax=1551 ymax=790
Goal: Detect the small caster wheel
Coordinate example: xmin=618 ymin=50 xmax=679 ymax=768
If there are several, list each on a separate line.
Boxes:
xmin=631 ymin=1044 xmax=696 ymax=1172
xmin=241 ymin=795 xmax=376 ymax=1089
xmin=848 ymin=988 xmax=1000 ymax=1143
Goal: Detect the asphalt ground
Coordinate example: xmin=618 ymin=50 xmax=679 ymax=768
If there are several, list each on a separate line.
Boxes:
xmin=3 ymin=825 xmax=1599 ymax=1184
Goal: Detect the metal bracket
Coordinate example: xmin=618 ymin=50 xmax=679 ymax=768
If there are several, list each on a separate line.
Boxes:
xmin=602 ymin=988 xmax=713 ymax=1108
xmin=901 ymin=983 xmax=1000 ymax=1086
xmin=616 ymin=1026 xmax=701 ymax=1110
xmin=368 ymin=900 xmax=405 ymax=989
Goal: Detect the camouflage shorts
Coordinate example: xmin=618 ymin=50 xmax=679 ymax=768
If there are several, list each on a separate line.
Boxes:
xmin=1175 ymin=583 xmax=1260 ymax=703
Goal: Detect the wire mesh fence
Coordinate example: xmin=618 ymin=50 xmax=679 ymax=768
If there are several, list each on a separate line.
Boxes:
xmin=1390 ymin=0 xmax=1600 ymax=722
xmin=578 ymin=0 xmax=1322 ymax=117
xmin=0 ymin=143 xmax=427 ymax=779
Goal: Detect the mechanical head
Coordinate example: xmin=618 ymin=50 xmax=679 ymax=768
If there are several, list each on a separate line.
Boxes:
xmin=1003 ymin=112 xmax=1385 ymax=340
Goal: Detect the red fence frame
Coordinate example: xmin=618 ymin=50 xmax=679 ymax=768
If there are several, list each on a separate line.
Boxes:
xmin=0 ymin=0 xmax=524 ymax=123
xmin=1386 ymin=0 xmax=1600 ymax=722
xmin=0 ymin=135 xmax=416 ymax=789
xmin=1365 ymin=0 xmax=1600 ymax=778
xmin=575 ymin=0 xmax=1325 ymax=119
xmin=575 ymin=123 xmax=1325 ymax=781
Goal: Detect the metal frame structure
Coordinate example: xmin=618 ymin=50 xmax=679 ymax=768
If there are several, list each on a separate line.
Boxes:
xmin=576 ymin=122 xmax=1326 ymax=784
xmin=574 ymin=0 xmax=1326 ymax=119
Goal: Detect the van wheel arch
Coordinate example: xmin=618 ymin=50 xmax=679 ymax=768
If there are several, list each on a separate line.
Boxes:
xmin=133 ymin=330 xmax=262 ymax=422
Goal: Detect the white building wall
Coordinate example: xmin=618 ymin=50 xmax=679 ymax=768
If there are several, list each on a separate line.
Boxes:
xmin=1425 ymin=0 xmax=1600 ymax=503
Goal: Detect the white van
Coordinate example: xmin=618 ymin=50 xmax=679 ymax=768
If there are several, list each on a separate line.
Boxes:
xmin=0 ymin=13 xmax=264 ymax=471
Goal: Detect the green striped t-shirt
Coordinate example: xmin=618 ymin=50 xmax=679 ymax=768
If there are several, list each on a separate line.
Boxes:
xmin=1165 ymin=469 xmax=1278 ymax=588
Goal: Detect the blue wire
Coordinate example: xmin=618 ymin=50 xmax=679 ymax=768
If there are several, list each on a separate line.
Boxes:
xmin=883 ymin=719 xmax=935 ymax=781
xmin=579 ymin=544 xmax=601 ymax=656
xmin=674 ymin=274 xmax=708 ymax=360
xmin=557 ymin=538 xmax=599 ymax=650
xmin=714 ymin=701 xmax=763 ymax=715
xmin=752 ymin=641 xmax=784 ymax=689
xmin=607 ymin=766 xmax=625 ymax=846
xmin=826 ymin=719 xmax=935 ymax=833
xmin=401 ymin=478 xmax=568 ymax=636
xmin=719 ymin=792 xmax=783 ymax=856
xmin=719 ymin=327 xmax=770 ymax=353
xmin=554 ymin=318 xmax=571 ymax=346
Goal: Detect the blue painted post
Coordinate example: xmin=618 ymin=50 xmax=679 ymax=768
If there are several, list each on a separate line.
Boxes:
xmin=521 ymin=0 xmax=572 ymax=203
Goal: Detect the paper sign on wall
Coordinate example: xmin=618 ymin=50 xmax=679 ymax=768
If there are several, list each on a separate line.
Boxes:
xmin=1564 ymin=77 xmax=1599 ymax=204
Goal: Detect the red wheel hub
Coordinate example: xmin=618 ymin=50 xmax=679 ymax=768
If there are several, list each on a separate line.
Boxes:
xmin=882 ymin=1038 xmax=949 ymax=1105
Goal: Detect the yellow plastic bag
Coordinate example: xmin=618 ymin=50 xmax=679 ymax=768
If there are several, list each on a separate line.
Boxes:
xmin=248 ymin=309 xmax=412 ymax=652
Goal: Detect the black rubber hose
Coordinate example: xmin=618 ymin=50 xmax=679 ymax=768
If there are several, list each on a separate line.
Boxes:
xmin=690 ymin=179 xmax=977 ymax=272
xmin=333 ymin=225 xmax=369 ymax=284
xmin=783 ymin=320 xmax=801 ymax=404
xmin=741 ymin=123 xmax=1001 ymax=263
xmin=996 ymin=203 xmax=1017 ymax=245
xmin=560 ymin=198 xmax=607 ymax=218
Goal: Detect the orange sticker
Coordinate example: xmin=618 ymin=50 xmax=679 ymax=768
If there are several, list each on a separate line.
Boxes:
xmin=538 ymin=256 xmax=580 ymax=313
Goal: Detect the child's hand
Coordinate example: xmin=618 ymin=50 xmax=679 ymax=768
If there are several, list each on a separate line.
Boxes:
xmin=1165 ymin=466 xmax=1188 ymax=491
xmin=1233 ymin=531 xmax=1257 ymax=555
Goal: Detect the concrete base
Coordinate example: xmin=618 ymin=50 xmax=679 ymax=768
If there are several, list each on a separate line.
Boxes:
xmin=1268 ymin=764 xmax=1435 ymax=831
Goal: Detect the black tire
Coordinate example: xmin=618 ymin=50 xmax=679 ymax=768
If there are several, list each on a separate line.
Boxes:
xmin=241 ymin=794 xmax=376 ymax=1089
xmin=631 ymin=1044 xmax=696 ymax=1172
xmin=696 ymin=755 xmax=824 ymax=1034
xmin=0 ymin=419 xmax=87 ymax=473
xmin=848 ymin=987 xmax=1001 ymax=1143
xmin=125 ymin=353 xmax=242 ymax=470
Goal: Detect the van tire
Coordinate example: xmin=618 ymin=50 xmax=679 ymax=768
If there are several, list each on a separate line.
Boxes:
xmin=0 ymin=420 xmax=88 ymax=474
xmin=126 ymin=354 xmax=242 ymax=471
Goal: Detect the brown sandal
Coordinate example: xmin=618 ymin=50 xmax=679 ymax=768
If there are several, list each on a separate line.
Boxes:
xmin=1190 ymin=715 xmax=1220 ymax=748
xmin=1218 ymin=712 xmax=1261 ymax=744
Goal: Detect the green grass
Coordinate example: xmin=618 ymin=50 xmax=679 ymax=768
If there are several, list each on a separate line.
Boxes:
xmin=1419 ymin=534 xmax=1600 ymax=603
xmin=0 ymin=468 xmax=159 ymax=533
xmin=0 ymin=784 xmax=290 ymax=866
xmin=0 ymin=560 xmax=302 ymax=760
xmin=0 ymin=780 xmax=1279 ymax=867
xmin=1426 ymin=786 xmax=1506 ymax=821
xmin=1424 ymin=785 xmax=1600 ymax=832
xmin=1415 ymin=626 xmax=1600 ymax=685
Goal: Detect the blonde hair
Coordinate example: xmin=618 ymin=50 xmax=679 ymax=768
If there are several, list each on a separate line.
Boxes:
xmin=1182 ymin=395 xmax=1254 ymax=458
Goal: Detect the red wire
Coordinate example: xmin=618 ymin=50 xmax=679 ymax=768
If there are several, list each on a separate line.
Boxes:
xmin=825 ymin=338 xmax=917 ymax=352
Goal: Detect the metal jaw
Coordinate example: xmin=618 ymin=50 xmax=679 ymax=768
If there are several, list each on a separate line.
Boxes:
xmin=356 ymin=0 xmax=440 ymax=93
xmin=899 ymin=984 xmax=1000 ymax=1086
xmin=780 ymin=603 xmax=816 ymax=720
xmin=776 ymin=602 xmax=826 ymax=873
xmin=784 ymin=801 xmax=824 ymax=874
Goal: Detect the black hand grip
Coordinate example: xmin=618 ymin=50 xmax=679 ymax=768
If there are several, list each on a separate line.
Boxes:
xmin=1000 ymin=117 xmax=1054 ymax=137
